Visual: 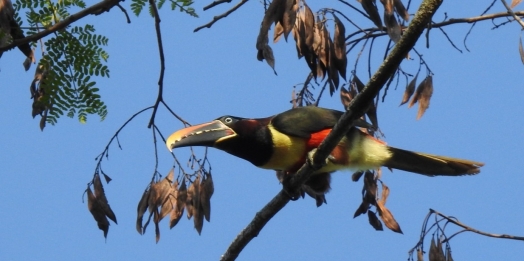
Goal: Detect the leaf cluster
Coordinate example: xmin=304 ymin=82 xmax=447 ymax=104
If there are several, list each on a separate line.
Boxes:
xmin=352 ymin=170 xmax=402 ymax=234
xmin=136 ymin=169 xmax=214 ymax=242
xmin=12 ymin=0 xmax=109 ymax=129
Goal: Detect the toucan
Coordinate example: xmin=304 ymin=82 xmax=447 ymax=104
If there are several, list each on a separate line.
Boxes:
xmin=166 ymin=106 xmax=483 ymax=202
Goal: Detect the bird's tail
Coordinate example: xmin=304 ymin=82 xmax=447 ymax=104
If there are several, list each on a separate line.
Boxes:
xmin=384 ymin=147 xmax=484 ymax=176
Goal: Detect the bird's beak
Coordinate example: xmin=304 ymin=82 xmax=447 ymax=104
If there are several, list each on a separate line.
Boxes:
xmin=166 ymin=120 xmax=237 ymax=152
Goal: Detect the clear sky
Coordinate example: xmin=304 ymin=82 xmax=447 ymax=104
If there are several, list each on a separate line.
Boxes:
xmin=1 ymin=1 xmax=524 ymax=260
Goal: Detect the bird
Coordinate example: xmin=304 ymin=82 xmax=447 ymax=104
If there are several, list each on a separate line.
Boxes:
xmin=166 ymin=106 xmax=483 ymax=203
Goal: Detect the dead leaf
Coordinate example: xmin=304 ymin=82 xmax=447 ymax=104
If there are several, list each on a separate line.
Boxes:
xmin=351 ymin=170 xmax=365 ymax=182
xmin=263 ymin=44 xmax=277 ymax=75
xmin=416 ymin=75 xmax=433 ymax=120
xmin=511 ymin=0 xmax=522 ymax=8
xmin=446 ymin=246 xmax=454 ymax=261
xmin=393 ymin=0 xmax=409 ymax=21
xmin=353 ymin=200 xmax=369 ymax=218
xmin=192 ymin=175 xmax=203 ymax=234
xmin=363 ymin=171 xmax=377 ymax=203
xmin=154 ymin=209 xmax=160 ymax=243
xmin=281 ymin=0 xmax=297 ymax=41
xmin=361 ymin=0 xmax=383 ymax=29
xmin=136 ymin=185 xmax=151 ymax=234
xmin=87 ymin=186 xmax=110 ymax=238
xmin=429 ymin=237 xmax=438 ymax=261
xmin=376 ymin=201 xmax=402 ymax=233
xmin=93 ymin=173 xmax=117 ymax=224
xmin=367 ymin=210 xmax=383 ymax=231
xmin=170 ymin=179 xmax=186 ymax=229
xmin=400 ymin=72 xmax=418 ymax=106
xmin=102 ymin=173 xmax=112 ymax=183
xmin=417 ymin=248 xmax=424 ymax=261
xmin=383 ymin=0 xmax=401 ymax=43
xmin=437 ymin=240 xmax=446 ymax=261
xmin=333 ymin=14 xmax=347 ymax=80
xmin=200 ymin=174 xmax=214 ymax=221
xmin=379 ymin=182 xmax=390 ymax=205
xmin=273 ymin=22 xmax=284 ymax=43
xmin=186 ymin=181 xmax=195 ymax=219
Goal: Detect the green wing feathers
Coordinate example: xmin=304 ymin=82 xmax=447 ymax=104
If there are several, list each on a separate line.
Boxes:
xmin=384 ymin=147 xmax=484 ymax=176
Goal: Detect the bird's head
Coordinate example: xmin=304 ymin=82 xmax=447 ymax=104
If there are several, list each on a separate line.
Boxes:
xmin=166 ymin=115 xmax=273 ymax=166
xmin=166 ymin=115 xmax=244 ymax=152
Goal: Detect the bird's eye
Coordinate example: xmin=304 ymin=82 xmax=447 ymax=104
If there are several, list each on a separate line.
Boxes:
xmin=224 ymin=117 xmax=233 ymax=123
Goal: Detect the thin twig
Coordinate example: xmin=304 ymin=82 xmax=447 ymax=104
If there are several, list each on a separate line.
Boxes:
xmin=431 ymin=209 xmax=524 ymax=242
xmin=147 ymin=0 xmax=166 ymax=129
xmin=500 ymin=0 xmax=524 ymax=29
xmin=116 ymin=4 xmax=132 ymax=24
xmin=194 ymin=0 xmax=249 ymax=32
xmin=203 ymin=0 xmax=233 ymax=11
xmin=93 ymin=107 xmax=154 ymax=174
xmin=220 ymin=1 xmax=443 ymax=259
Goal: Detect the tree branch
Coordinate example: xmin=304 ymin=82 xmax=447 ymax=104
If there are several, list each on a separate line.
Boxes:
xmin=147 ymin=0 xmax=167 ymax=129
xmin=431 ymin=209 xmax=524 ymax=242
xmin=194 ymin=0 xmax=249 ymax=32
xmin=500 ymin=0 xmax=524 ymax=29
xmin=220 ymin=0 xmax=443 ymax=260
xmin=0 ymin=0 xmax=125 ymax=53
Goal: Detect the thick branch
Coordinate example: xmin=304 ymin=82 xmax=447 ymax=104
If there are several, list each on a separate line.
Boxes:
xmin=0 ymin=0 xmax=125 ymax=53
xmin=220 ymin=0 xmax=443 ymax=260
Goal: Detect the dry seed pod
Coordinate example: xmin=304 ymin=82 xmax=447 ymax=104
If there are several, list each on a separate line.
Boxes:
xmin=93 ymin=174 xmax=117 ymax=224
xmin=413 ymin=75 xmax=433 ymax=120
xmin=281 ymin=0 xmax=297 ymax=40
xmin=417 ymin=248 xmax=424 ymax=261
xmin=363 ymin=171 xmax=377 ymax=201
xmin=263 ymin=44 xmax=277 ymax=75
xmin=303 ymin=5 xmax=315 ymax=48
xmin=87 ymin=186 xmax=110 ymax=238
xmin=393 ymin=0 xmax=409 ymax=21
xmin=332 ymin=14 xmax=347 ymax=80
xmin=168 ymin=179 xmax=183 ymax=228
xmin=154 ymin=210 xmax=161 ymax=243
xmin=136 ymin=186 xmax=151 ymax=234
xmin=200 ymin=174 xmax=214 ymax=221
xmin=446 ymin=246 xmax=454 ymax=261
xmin=377 ymin=201 xmax=402 ymax=233
xmin=361 ymin=0 xmax=382 ymax=29
xmin=367 ymin=210 xmax=383 ymax=231
xmin=429 ymin=237 xmax=438 ymax=261
xmin=353 ymin=200 xmax=369 ymax=218
xmin=186 ymin=181 xmax=195 ymax=219
xmin=379 ymin=182 xmax=390 ymax=205
xmin=273 ymin=22 xmax=284 ymax=43
xmin=400 ymin=72 xmax=418 ymax=106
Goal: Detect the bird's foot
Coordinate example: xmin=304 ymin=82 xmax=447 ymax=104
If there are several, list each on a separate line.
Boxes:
xmin=281 ymin=173 xmax=302 ymax=201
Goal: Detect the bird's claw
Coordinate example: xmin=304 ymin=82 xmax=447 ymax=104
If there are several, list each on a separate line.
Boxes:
xmin=281 ymin=173 xmax=302 ymax=201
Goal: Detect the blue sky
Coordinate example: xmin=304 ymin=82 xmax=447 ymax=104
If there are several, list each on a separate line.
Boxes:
xmin=1 ymin=1 xmax=524 ymax=260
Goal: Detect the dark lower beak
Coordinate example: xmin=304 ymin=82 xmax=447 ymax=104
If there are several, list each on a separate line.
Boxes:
xmin=166 ymin=120 xmax=236 ymax=151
